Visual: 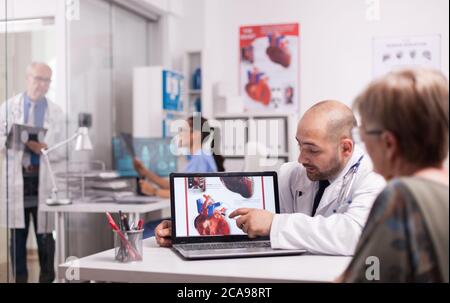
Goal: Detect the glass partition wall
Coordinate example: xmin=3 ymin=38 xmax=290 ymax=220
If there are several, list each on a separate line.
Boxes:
xmin=65 ymin=0 xmax=156 ymax=264
xmin=0 ymin=0 xmax=59 ymax=283
xmin=0 ymin=0 xmax=157 ymax=282
xmin=0 ymin=0 xmax=8 ymax=283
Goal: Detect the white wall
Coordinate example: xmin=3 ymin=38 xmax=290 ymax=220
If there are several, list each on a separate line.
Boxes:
xmin=0 ymin=0 xmax=56 ymax=20
xmin=199 ymin=0 xmax=449 ymax=120
xmin=141 ymin=0 xmax=182 ymax=15
xmin=177 ymin=0 xmax=204 ymax=52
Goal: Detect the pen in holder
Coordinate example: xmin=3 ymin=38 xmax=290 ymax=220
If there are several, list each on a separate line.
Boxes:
xmin=114 ymin=229 xmax=144 ymax=262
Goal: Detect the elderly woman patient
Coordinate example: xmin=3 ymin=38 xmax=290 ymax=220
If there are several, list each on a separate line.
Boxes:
xmin=341 ymin=68 xmax=449 ymax=283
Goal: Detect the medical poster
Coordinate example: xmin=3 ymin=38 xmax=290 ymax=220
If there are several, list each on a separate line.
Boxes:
xmin=162 ymin=70 xmax=184 ymax=112
xmin=373 ymin=35 xmax=441 ymax=78
xmin=173 ymin=176 xmax=276 ymax=237
xmin=239 ymin=23 xmax=300 ymax=112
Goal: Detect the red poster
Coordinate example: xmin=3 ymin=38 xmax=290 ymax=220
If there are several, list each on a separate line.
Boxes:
xmin=240 ymin=23 xmax=299 ymax=112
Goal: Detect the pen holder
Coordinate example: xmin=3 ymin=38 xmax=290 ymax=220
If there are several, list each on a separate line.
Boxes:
xmin=114 ymin=229 xmax=144 ymax=263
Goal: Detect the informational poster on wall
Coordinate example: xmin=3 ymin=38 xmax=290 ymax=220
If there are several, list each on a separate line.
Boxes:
xmin=162 ymin=70 xmax=184 ymax=112
xmin=239 ymin=23 xmax=299 ymax=112
xmin=373 ymin=35 xmax=441 ymax=78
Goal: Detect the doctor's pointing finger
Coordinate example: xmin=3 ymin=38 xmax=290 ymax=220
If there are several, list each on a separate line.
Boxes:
xmin=230 ymin=208 xmax=275 ymax=238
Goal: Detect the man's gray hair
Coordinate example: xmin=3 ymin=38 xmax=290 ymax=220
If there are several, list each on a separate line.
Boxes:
xmin=26 ymin=62 xmax=52 ymax=75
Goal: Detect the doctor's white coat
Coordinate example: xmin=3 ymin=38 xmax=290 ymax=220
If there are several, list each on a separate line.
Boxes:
xmin=0 ymin=93 xmax=66 ymax=233
xmin=270 ymin=146 xmax=386 ymax=255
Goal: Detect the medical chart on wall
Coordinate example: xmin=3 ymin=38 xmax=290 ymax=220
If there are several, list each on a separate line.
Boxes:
xmin=162 ymin=70 xmax=184 ymax=112
xmin=373 ymin=35 xmax=441 ymax=78
xmin=239 ymin=23 xmax=300 ymax=112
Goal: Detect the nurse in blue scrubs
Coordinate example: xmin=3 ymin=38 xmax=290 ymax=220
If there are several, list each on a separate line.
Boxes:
xmin=133 ymin=116 xmax=225 ymax=237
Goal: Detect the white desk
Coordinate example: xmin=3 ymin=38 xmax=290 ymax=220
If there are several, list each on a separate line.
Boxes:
xmin=40 ymin=198 xmax=170 ymax=275
xmin=58 ymin=238 xmax=351 ymax=283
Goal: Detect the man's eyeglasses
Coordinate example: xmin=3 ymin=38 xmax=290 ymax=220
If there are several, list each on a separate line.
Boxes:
xmin=31 ymin=76 xmax=51 ymax=84
xmin=351 ymin=126 xmax=384 ymax=143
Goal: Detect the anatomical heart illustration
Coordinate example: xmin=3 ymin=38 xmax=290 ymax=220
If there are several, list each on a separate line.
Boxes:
xmin=194 ymin=195 xmax=230 ymax=236
xmin=188 ymin=177 xmax=206 ymax=192
xmin=245 ymin=68 xmax=271 ymax=106
xmin=266 ymin=32 xmax=291 ymax=68
xmin=220 ymin=176 xmax=254 ymax=199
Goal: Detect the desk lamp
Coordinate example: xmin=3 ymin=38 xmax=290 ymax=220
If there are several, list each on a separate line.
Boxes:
xmin=41 ymin=127 xmax=93 ymax=205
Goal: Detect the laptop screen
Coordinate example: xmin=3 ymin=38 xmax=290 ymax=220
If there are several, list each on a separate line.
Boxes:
xmin=171 ymin=172 xmax=278 ymax=240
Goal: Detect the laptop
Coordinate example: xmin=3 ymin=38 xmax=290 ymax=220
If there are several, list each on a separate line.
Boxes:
xmin=170 ymin=172 xmax=306 ymax=260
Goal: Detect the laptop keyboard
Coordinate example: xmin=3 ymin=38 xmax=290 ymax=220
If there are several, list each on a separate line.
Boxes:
xmin=180 ymin=241 xmax=271 ymax=251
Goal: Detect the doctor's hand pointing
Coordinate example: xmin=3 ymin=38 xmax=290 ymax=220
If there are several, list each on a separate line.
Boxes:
xmin=229 ymin=208 xmax=274 ymax=238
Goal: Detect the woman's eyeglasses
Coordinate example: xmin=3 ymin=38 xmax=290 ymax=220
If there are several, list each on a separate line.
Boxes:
xmin=352 ymin=127 xmax=384 ymax=143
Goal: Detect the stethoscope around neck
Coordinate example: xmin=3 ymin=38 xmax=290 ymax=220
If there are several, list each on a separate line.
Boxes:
xmin=333 ymin=155 xmax=364 ymax=213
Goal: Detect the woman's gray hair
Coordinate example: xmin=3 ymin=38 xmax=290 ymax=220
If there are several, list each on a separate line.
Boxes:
xmin=354 ymin=68 xmax=449 ymax=167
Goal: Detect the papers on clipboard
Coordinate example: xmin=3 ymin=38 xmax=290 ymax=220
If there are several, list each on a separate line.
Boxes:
xmin=6 ymin=123 xmax=47 ymax=150
xmin=120 ymin=133 xmax=136 ymax=157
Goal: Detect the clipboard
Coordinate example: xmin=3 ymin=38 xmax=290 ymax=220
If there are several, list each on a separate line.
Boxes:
xmin=119 ymin=133 xmax=136 ymax=157
xmin=6 ymin=123 xmax=47 ymax=150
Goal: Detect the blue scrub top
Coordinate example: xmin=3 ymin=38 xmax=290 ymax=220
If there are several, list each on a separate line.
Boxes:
xmin=184 ymin=150 xmax=218 ymax=173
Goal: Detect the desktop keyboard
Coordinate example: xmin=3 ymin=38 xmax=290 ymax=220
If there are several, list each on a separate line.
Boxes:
xmin=180 ymin=241 xmax=271 ymax=251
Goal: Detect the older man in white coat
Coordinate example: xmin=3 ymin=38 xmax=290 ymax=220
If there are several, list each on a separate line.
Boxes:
xmin=0 ymin=62 xmax=65 ymax=282
xmin=229 ymin=100 xmax=386 ymax=255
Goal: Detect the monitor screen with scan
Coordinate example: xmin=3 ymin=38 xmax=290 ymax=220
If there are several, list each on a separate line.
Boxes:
xmin=112 ymin=136 xmax=177 ymax=177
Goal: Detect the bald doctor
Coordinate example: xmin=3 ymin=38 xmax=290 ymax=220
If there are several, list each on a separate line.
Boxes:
xmin=229 ymin=100 xmax=386 ymax=255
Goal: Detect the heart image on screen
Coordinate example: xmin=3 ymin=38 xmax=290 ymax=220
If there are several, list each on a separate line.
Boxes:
xmin=220 ymin=176 xmax=254 ymax=198
xmin=194 ymin=195 xmax=230 ymax=236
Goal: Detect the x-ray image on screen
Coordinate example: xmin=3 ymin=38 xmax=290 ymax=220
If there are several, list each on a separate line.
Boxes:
xmin=112 ymin=137 xmax=177 ymax=177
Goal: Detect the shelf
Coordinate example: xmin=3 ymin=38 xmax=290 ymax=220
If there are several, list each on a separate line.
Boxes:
xmin=164 ymin=110 xmax=187 ymax=117
xmin=221 ymin=154 xmax=289 ymax=159
xmin=184 ymin=50 xmax=203 ymax=115
xmin=188 ymin=90 xmax=202 ymax=94
xmin=214 ymin=112 xmax=294 ymax=119
xmin=271 ymin=152 xmax=289 ymax=157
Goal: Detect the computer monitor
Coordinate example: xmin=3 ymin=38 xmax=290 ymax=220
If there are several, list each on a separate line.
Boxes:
xmin=112 ymin=136 xmax=177 ymax=177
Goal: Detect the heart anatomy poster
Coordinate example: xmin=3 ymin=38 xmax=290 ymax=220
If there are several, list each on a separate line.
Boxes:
xmin=239 ymin=23 xmax=299 ymax=112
